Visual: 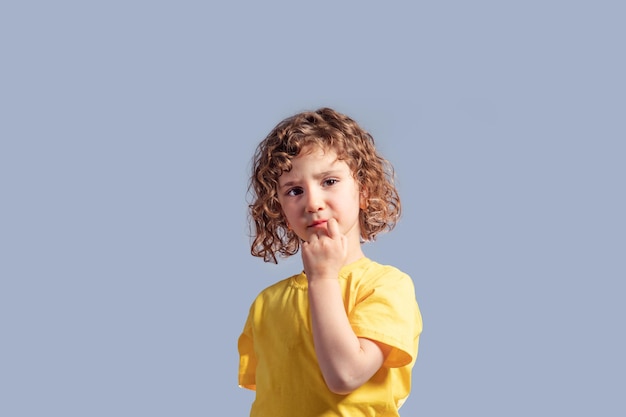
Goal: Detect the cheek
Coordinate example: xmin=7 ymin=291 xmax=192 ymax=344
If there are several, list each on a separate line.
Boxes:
xmin=276 ymin=200 xmax=289 ymax=219
xmin=280 ymin=203 xmax=299 ymax=221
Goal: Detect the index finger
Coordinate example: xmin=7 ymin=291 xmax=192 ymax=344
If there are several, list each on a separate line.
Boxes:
xmin=327 ymin=218 xmax=340 ymax=239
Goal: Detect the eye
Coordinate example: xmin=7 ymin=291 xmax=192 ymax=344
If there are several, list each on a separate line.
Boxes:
xmin=323 ymin=178 xmax=339 ymax=187
xmin=286 ymin=187 xmax=303 ymax=197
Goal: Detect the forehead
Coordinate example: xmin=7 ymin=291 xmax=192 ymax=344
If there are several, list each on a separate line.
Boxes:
xmin=278 ymin=146 xmax=350 ymax=182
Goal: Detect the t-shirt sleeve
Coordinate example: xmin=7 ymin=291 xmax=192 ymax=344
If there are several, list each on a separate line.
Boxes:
xmin=348 ymin=271 xmax=422 ymax=368
xmin=237 ymin=311 xmax=257 ymax=390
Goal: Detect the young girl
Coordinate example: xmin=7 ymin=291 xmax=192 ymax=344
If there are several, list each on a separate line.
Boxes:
xmin=238 ymin=107 xmax=422 ymax=417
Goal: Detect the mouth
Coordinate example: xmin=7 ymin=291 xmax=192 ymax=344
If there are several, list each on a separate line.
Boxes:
xmin=307 ymin=220 xmax=327 ymax=228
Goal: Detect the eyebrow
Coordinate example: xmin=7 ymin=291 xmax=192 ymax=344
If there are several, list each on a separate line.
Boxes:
xmin=278 ymin=169 xmax=344 ymax=190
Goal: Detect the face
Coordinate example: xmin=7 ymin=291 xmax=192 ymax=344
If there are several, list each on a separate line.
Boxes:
xmin=277 ymin=146 xmax=365 ymax=255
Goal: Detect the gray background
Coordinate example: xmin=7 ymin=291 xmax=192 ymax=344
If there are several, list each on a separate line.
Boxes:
xmin=2 ymin=1 xmax=624 ymax=416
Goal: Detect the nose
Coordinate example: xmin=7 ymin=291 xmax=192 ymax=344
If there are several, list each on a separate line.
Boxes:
xmin=305 ymin=188 xmax=324 ymax=213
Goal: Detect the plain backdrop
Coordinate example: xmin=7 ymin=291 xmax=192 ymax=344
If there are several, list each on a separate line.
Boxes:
xmin=1 ymin=1 xmax=624 ymax=416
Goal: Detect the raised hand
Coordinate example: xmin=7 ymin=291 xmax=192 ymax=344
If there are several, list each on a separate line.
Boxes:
xmin=301 ymin=218 xmax=348 ymax=281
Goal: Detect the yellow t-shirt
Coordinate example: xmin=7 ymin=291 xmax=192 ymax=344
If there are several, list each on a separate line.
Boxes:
xmin=238 ymin=257 xmax=423 ymax=417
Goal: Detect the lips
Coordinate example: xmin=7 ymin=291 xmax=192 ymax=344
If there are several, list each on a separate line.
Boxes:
xmin=308 ymin=220 xmax=327 ymax=228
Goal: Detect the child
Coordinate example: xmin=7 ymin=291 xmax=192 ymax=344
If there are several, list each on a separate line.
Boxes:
xmin=238 ymin=107 xmax=423 ymax=417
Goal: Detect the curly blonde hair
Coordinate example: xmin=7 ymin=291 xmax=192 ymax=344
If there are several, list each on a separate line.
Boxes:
xmin=248 ymin=107 xmax=401 ymax=263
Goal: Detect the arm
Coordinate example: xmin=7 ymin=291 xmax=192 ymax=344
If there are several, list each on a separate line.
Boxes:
xmin=302 ymin=219 xmax=390 ymax=394
xmin=308 ymin=278 xmax=391 ymax=394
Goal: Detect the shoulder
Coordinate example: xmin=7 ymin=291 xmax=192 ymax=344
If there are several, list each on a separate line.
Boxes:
xmin=357 ymin=259 xmax=415 ymax=289
xmin=248 ymin=272 xmax=303 ymax=307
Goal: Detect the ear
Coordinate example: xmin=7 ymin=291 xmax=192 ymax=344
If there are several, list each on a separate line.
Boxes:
xmin=359 ymin=187 xmax=369 ymax=210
